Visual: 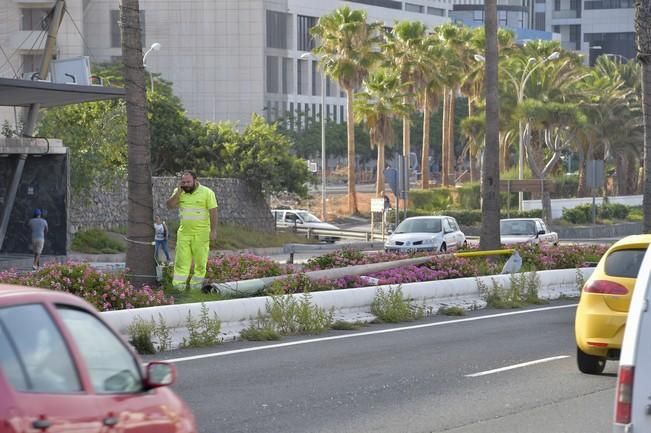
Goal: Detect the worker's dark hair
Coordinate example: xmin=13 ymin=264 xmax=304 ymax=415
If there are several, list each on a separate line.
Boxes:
xmin=182 ymin=170 xmax=197 ymax=180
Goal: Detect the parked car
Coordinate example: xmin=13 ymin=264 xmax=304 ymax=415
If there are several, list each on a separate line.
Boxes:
xmin=499 ymin=218 xmax=558 ymax=246
xmin=613 ymin=245 xmax=651 ymax=431
xmin=574 ymin=234 xmax=651 ymax=374
xmin=384 ymin=216 xmax=466 ymax=253
xmin=0 ymin=284 xmax=197 ymax=433
xmin=271 ymin=209 xmax=339 ymax=242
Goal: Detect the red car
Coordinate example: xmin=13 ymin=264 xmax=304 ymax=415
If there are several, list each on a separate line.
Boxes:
xmin=0 ymin=284 xmax=196 ymax=433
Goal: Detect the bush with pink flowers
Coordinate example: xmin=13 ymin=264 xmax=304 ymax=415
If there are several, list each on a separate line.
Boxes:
xmin=0 ymin=262 xmax=172 ymax=311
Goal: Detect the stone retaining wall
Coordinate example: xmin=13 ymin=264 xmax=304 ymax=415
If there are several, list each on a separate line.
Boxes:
xmin=70 ymin=177 xmax=273 ymax=233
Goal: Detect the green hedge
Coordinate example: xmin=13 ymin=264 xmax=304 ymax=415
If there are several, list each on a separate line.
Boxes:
xmin=562 ymin=203 xmax=631 ymax=224
xmin=387 ymin=208 xmax=542 ymax=227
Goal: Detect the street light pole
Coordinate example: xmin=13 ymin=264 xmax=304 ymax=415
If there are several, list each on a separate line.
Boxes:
xmin=300 ymin=52 xmax=327 ymax=221
xmin=320 ymin=69 xmax=326 ymax=221
xmin=143 ymin=42 xmax=161 ymax=93
xmin=487 ymin=52 xmax=559 ymax=211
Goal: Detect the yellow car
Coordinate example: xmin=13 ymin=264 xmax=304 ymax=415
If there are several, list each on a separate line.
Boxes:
xmin=575 ymin=234 xmax=651 ymax=374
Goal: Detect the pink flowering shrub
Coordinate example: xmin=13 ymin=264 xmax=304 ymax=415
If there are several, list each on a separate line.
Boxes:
xmin=0 ymin=262 xmax=172 ymax=311
xmin=515 ymin=244 xmax=608 ymax=270
xmin=204 ymin=253 xmax=290 ymax=283
xmin=304 ymin=248 xmax=427 ymax=271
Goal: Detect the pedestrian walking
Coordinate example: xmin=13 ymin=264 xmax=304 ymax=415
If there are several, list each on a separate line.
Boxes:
xmin=166 ymin=171 xmax=218 ymax=290
xmin=154 ymin=215 xmax=171 ymax=264
xmin=28 ymin=208 xmax=48 ymax=270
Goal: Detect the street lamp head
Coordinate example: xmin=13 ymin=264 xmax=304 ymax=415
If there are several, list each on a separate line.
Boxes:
xmin=150 ymin=42 xmax=161 ymax=51
xmin=546 ymin=51 xmax=560 ymax=61
xmin=300 ymin=52 xmax=315 ymax=60
xmin=473 ymin=54 xmax=485 ymax=62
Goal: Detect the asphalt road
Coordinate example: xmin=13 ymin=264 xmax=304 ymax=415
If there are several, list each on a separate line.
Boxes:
xmin=152 ymin=302 xmax=618 ymax=433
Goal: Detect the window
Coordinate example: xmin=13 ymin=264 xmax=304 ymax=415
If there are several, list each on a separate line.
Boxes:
xmin=297 ymin=15 xmax=318 ymax=52
xmin=554 ymin=0 xmax=561 ymax=10
xmin=266 ymin=56 xmax=279 ymax=94
xmin=312 ymin=60 xmax=319 ymax=96
xmin=21 ymin=8 xmax=50 ymax=31
xmin=347 ymin=0 xmax=402 ymax=9
xmin=427 ymin=7 xmax=446 ymax=16
xmin=585 ymin=0 xmax=633 ymax=8
xmin=605 ymin=249 xmax=647 ymax=278
xmin=297 ymin=59 xmax=307 ymax=95
xmin=405 ymin=3 xmax=424 ymax=13
xmin=58 ymin=307 xmax=142 ymax=394
xmin=110 ymin=9 xmax=146 ymax=48
xmin=534 ymin=12 xmax=545 ymax=31
xmin=0 ymin=304 xmax=81 ymax=393
xmin=282 ymin=58 xmax=293 ymax=94
xmin=266 ymin=10 xmax=290 ymax=49
xmin=21 ymin=54 xmax=43 ymax=75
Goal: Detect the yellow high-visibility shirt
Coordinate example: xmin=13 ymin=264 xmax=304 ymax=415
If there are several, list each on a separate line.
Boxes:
xmin=176 ymin=184 xmax=218 ymax=238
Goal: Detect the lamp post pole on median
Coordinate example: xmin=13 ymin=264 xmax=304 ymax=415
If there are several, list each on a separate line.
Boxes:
xmin=143 ymin=42 xmax=161 ymax=93
xmin=300 ymin=52 xmax=327 ymax=221
xmin=475 ymin=50 xmax=560 ymax=211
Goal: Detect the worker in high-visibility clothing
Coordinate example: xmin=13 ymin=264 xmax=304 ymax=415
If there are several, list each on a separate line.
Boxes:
xmin=166 ymin=170 xmax=218 ymax=290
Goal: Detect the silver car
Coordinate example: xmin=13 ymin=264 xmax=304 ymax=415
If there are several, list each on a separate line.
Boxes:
xmin=384 ymin=216 xmax=466 ymax=253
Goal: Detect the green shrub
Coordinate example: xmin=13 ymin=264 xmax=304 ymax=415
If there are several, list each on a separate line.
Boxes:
xmin=562 ymin=203 xmax=631 ymax=224
xmin=127 ymin=317 xmax=156 ymax=354
xmin=71 ymin=229 xmax=125 ymax=253
xmin=181 ymin=303 xmax=222 ymax=348
xmin=456 ymin=183 xmax=481 ymax=209
xmin=371 ymin=286 xmax=424 ymax=323
xmin=409 ymin=189 xmax=453 ymax=211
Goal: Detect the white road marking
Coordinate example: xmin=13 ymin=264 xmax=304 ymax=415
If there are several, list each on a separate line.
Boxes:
xmin=465 ymin=355 xmax=570 ymax=377
xmin=165 ymin=303 xmax=577 ymax=364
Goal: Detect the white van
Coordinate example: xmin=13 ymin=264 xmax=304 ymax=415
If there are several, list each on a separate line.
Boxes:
xmin=614 ymin=246 xmax=651 ymax=432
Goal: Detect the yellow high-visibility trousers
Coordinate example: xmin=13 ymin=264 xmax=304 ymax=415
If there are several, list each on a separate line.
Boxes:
xmin=172 ymin=232 xmax=210 ymax=290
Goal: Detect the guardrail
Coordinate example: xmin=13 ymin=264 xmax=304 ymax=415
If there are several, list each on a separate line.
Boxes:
xmin=282 ymin=241 xmax=386 ymax=264
xmin=278 ymin=225 xmax=384 ymax=242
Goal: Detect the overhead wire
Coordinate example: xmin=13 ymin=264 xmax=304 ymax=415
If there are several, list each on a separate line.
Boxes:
xmin=63 ymin=8 xmax=98 ymax=64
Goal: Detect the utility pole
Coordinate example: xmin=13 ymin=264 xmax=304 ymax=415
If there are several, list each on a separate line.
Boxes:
xmin=0 ymin=0 xmax=65 ymax=252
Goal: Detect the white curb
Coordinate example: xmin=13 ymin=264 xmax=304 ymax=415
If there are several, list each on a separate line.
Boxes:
xmin=102 ymin=267 xmax=593 ymax=350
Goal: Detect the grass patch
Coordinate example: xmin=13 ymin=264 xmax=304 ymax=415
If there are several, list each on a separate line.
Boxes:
xmin=71 ymin=229 xmax=126 ymax=253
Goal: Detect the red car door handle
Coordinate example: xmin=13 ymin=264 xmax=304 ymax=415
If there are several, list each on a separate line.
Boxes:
xmin=32 ymin=419 xmax=51 ymax=430
xmin=103 ymin=416 xmax=119 ymax=426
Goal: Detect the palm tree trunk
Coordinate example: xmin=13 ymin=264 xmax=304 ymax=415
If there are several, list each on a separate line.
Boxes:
xmin=421 ymin=93 xmax=431 ymax=189
xmin=345 ymin=87 xmax=358 ymax=214
xmin=615 ymin=155 xmax=627 ymax=196
xmin=447 ymin=89 xmax=456 ymax=186
xmin=468 ymin=100 xmax=479 ymax=183
xmin=480 ymin=0 xmax=501 ymax=250
xmin=441 ymin=90 xmax=449 ymax=186
xmin=627 ymin=154 xmax=638 ymax=195
xmin=636 ymin=0 xmax=651 ymax=231
xmin=377 ymin=142 xmax=385 ymax=195
xmin=121 ymin=0 xmax=155 ymax=286
xmin=577 ymin=150 xmax=587 ymax=197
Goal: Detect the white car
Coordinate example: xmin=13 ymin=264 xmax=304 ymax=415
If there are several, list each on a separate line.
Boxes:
xmin=500 ymin=218 xmax=558 ymax=246
xmin=614 ymin=246 xmax=651 ymax=432
xmin=384 ymin=216 xmax=466 ymax=253
xmin=271 ymin=209 xmax=339 ymax=242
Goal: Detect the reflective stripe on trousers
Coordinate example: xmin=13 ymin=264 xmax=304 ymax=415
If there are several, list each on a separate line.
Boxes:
xmin=172 ymin=233 xmax=209 ymax=290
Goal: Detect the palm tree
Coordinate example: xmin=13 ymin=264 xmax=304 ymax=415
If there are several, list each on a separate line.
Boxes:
xmin=311 ymin=7 xmax=382 ymax=215
xmin=437 ymin=24 xmax=474 ymax=187
xmin=121 ymin=0 xmax=155 ymax=285
xmin=354 ymin=70 xmax=410 ymax=194
xmin=480 ymin=0 xmax=501 ymax=250
xmin=635 ymin=0 xmax=651 ymax=232
xmin=383 ymin=21 xmax=428 ymax=189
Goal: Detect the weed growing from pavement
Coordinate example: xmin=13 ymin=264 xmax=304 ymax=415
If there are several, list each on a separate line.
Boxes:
xmin=480 ymin=272 xmax=545 ymax=309
xmin=153 ymin=313 xmax=173 ymax=352
xmin=371 ymin=286 xmax=424 ymax=323
xmin=181 ymin=303 xmax=222 ymax=348
xmin=127 ymin=317 xmax=156 ymax=354
xmin=241 ymin=290 xmax=334 ymax=340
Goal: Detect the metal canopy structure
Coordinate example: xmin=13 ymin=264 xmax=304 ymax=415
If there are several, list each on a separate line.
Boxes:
xmin=0 ymin=78 xmax=125 ymax=107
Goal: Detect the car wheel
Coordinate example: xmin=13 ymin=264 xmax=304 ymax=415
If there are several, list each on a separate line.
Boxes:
xmin=576 ymin=346 xmax=606 ymax=375
xmin=439 ymin=243 xmax=447 ymax=253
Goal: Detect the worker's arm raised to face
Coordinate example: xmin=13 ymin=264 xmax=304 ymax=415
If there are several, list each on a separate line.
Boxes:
xmin=166 ymin=187 xmax=181 ymax=209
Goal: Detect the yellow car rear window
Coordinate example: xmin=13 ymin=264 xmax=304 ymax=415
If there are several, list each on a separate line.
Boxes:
xmin=605 ymin=249 xmax=647 ymax=278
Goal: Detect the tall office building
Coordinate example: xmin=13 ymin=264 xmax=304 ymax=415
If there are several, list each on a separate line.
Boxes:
xmin=0 ymin=0 xmax=451 ymax=127
xmin=450 ymin=0 xmax=635 ymax=64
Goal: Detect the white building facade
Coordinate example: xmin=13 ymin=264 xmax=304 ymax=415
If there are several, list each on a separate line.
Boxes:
xmin=0 ymin=0 xmax=451 ymax=128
